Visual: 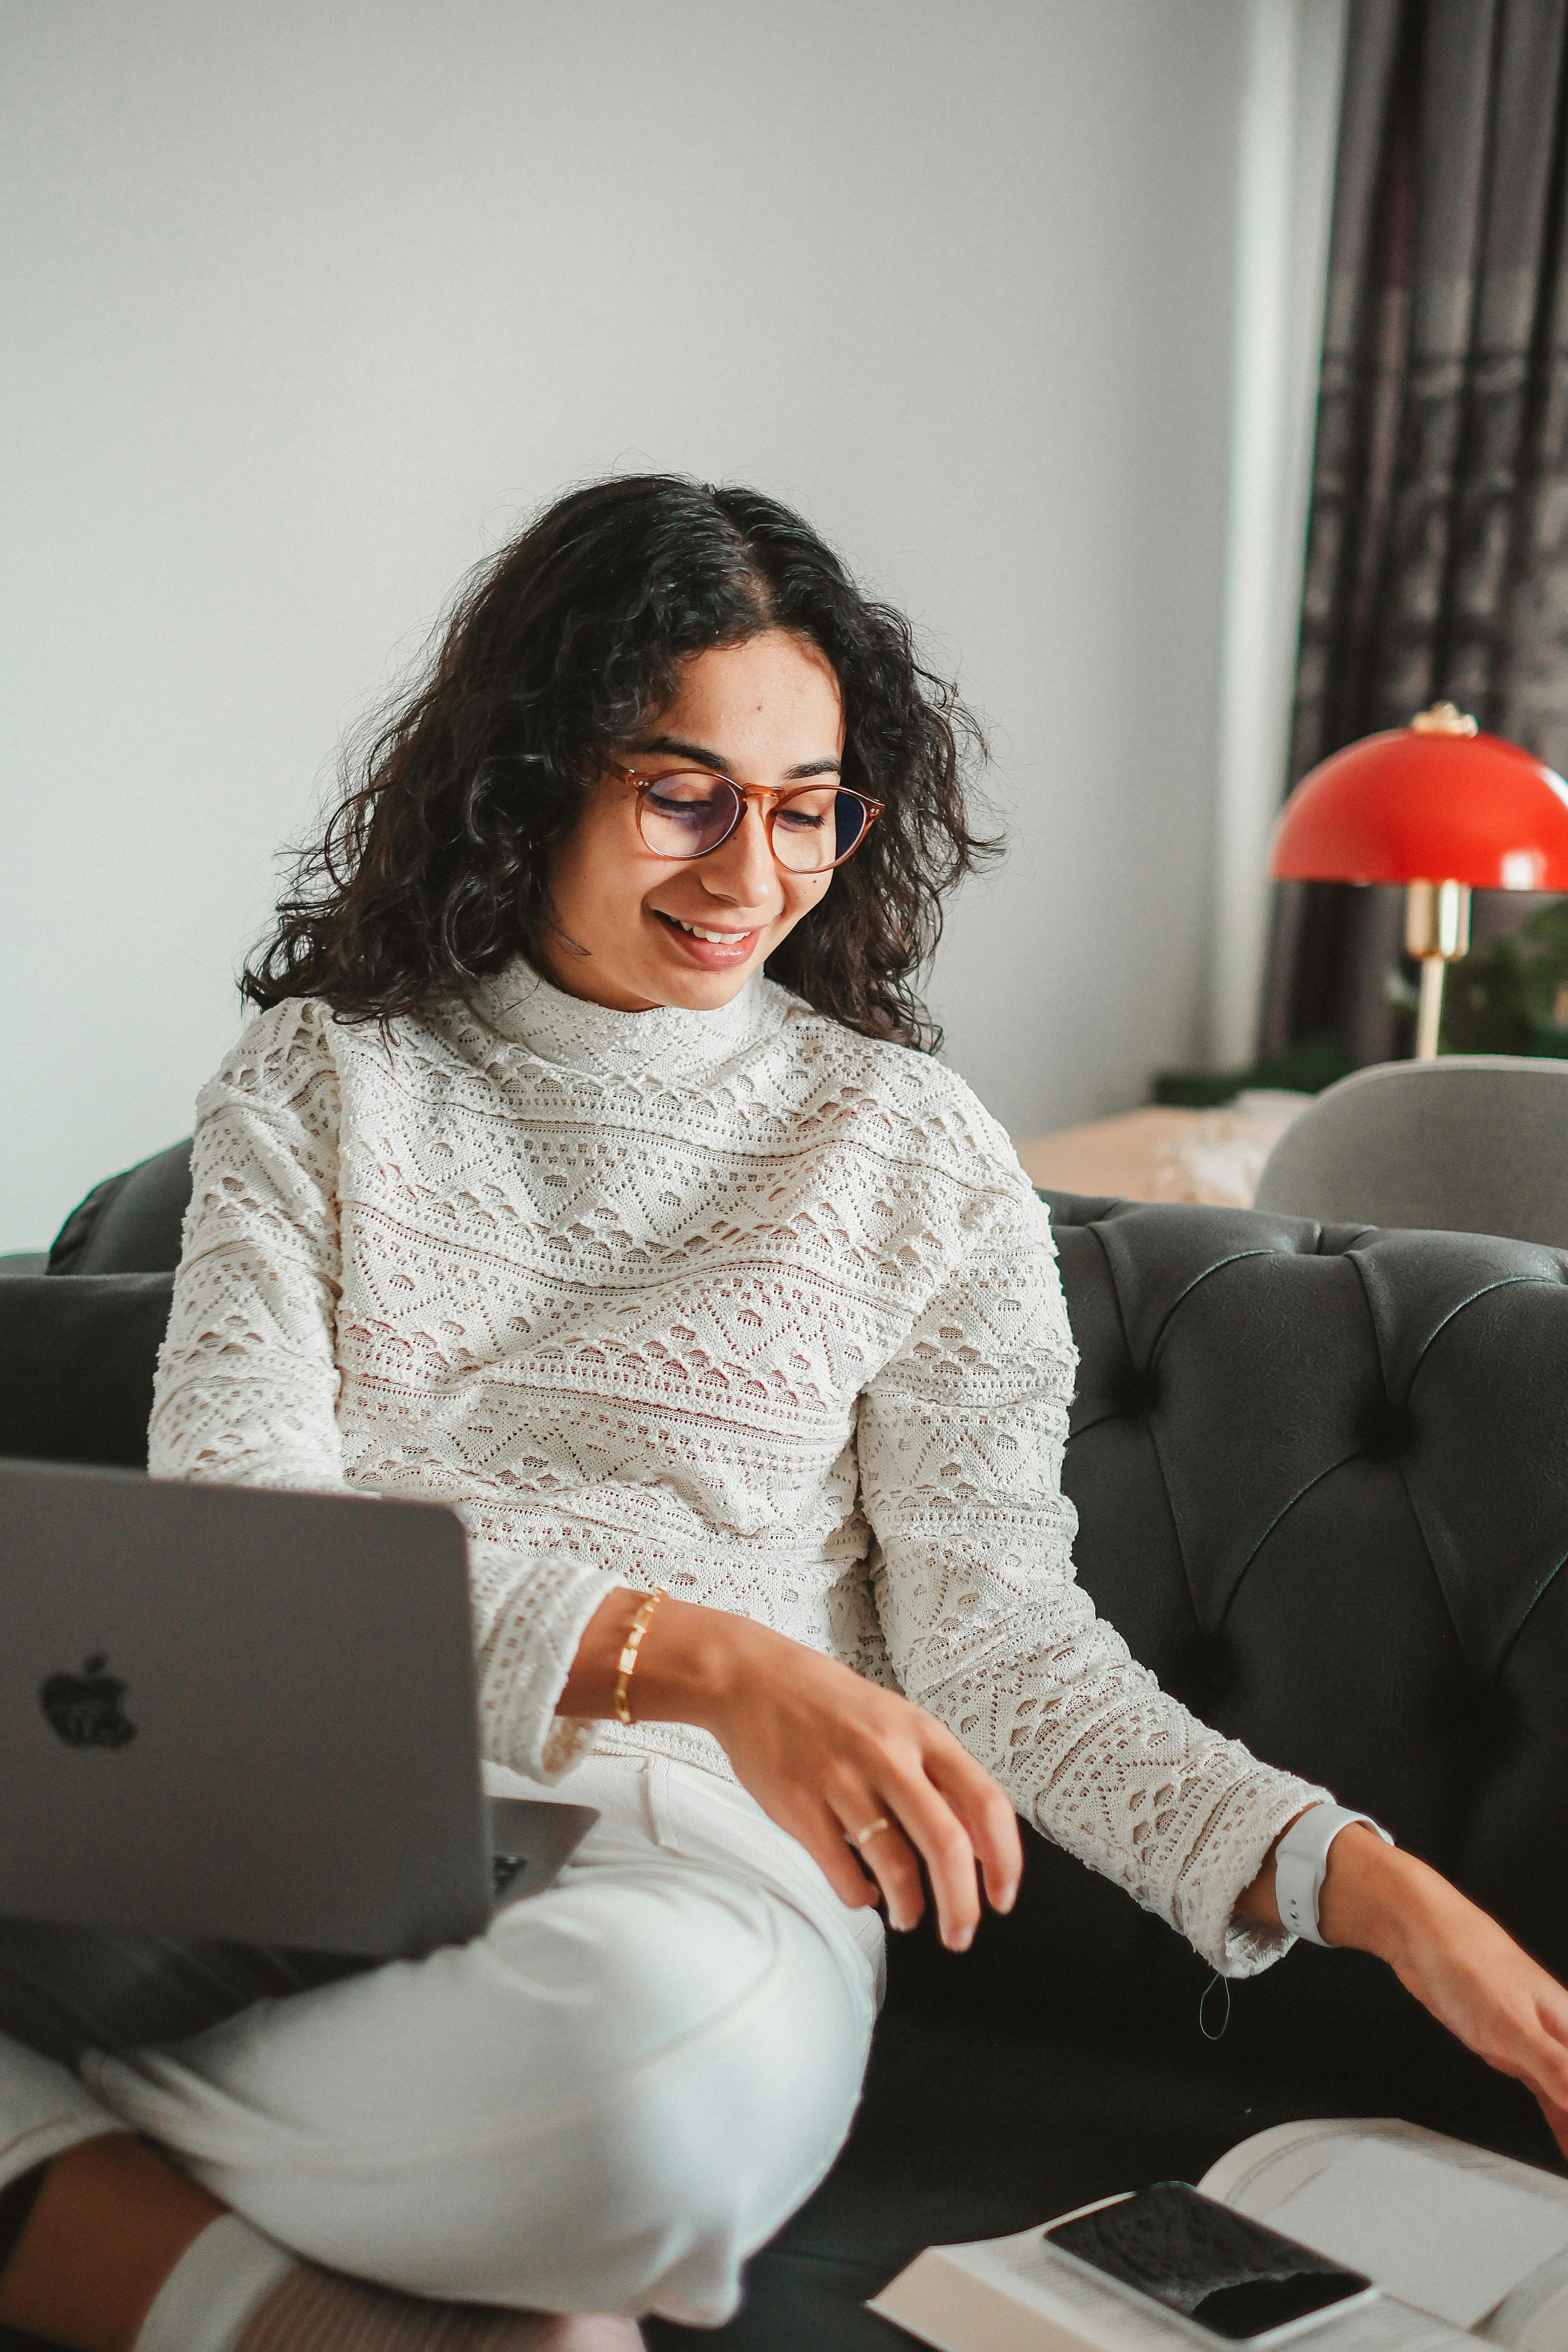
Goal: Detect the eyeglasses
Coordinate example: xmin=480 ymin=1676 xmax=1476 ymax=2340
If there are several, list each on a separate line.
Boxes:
xmin=606 ymin=761 xmax=884 ymax=875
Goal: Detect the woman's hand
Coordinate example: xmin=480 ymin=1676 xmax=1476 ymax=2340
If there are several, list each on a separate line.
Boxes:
xmin=1241 ymin=1817 xmax=1568 ymax=2159
xmin=558 ymin=1588 xmax=1023 ymax=1951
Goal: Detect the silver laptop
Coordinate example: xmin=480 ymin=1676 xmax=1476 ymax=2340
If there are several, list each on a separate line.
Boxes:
xmin=0 ymin=1459 xmax=597 ymax=1956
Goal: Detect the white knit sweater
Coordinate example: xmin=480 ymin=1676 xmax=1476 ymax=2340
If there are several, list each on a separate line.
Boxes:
xmin=149 ymin=960 xmax=1324 ymax=1973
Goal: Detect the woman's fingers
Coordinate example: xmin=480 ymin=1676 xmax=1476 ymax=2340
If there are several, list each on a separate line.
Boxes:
xmin=698 ymin=1620 xmax=1024 ymax=1949
xmin=1512 ymin=1990 xmax=1568 ymax=2121
xmin=1390 ymin=1897 xmax=1568 ymax=2139
xmin=1537 ymin=2086 xmax=1568 ymax=2164
xmin=1493 ymin=2009 xmax=1568 ymax=2111
xmin=844 ymin=1753 xmax=991 ymax=1949
xmin=874 ymin=1732 xmax=1023 ymax=1940
xmin=1502 ymin=2021 xmax=1568 ymax=2150
xmin=794 ymin=1798 xmax=887 ymax=1914
xmin=831 ymin=1802 xmax=927 ymax=1934
xmin=818 ymin=1730 xmax=1021 ymax=1948
xmin=925 ymin=1743 xmax=1024 ymax=1913
xmin=888 ymin=1774 xmax=986 ymax=1948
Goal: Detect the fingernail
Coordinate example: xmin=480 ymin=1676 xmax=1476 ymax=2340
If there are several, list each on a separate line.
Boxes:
xmin=946 ymin=1926 xmax=974 ymax=1953
xmin=997 ymin=1883 xmax=1018 ymax=1914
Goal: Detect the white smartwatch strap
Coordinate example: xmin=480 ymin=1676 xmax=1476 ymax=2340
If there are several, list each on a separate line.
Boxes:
xmin=1274 ymin=1803 xmax=1393 ymax=1946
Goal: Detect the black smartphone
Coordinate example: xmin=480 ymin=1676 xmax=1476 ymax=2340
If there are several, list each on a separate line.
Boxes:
xmin=1044 ymin=2183 xmax=1376 ymax=2346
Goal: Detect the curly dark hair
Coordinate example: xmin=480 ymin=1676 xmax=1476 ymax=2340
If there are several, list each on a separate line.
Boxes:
xmin=243 ymin=475 xmax=994 ymax=1047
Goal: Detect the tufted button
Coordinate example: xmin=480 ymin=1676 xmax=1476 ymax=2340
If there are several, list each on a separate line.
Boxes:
xmin=1168 ymin=1634 xmax=1236 ymax=1715
xmin=1113 ymin=1366 xmax=1161 ymax=1423
xmin=1461 ymin=1678 xmax=1513 ymax=1765
xmin=1357 ymin=1396 xmax=1417 ymax=1462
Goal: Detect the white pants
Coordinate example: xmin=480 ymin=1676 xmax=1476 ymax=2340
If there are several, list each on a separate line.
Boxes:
xmin=0 ymin=1756 xmax=882 ymax=2327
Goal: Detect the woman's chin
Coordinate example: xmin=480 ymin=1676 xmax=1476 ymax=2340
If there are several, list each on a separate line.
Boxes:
xmin=652 ymin=963 xmax=762 ymax=1010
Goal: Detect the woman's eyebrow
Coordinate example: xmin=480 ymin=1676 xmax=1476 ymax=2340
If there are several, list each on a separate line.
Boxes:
xmin=634 ymin=735 xmax=728 ymax=770
xmin=634 ymin=735 xmax=842 ymax=781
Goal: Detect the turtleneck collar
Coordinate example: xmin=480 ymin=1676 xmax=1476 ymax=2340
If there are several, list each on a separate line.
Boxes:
xmin=468 ymin=957 xmax=787 ymax=1083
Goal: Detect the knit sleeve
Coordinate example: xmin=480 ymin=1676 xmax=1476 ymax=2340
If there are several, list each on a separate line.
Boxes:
xmin=149 ymin=998 xmax=348 ymax=1493
xmin=149 ymin=997 xmax=609 ymax=1784
xmin=855 ymin=1173 xmax=1328 ymax=1976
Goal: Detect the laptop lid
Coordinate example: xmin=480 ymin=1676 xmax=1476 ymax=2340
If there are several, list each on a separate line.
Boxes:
xmin=0 ymin=1459 xmax=499 ymax=1957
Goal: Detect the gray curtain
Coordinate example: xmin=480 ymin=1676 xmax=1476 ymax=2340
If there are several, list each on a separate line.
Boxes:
xmin=1263 ymin=0 xmax=1568 ymax=1065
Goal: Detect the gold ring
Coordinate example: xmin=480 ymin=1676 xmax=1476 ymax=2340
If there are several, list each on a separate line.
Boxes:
xmin=846 ymin=1817 xmax=891 ymax=1851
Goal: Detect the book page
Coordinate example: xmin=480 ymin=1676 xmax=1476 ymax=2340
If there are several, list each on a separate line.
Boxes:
xmin=1211 ymin=2132 xmax=1568 ymax=2332
xmin=871 ymin=2125 xmax=1568 ymax=2352
xmin=872 ymin=2231 xmax=1478 ymax=2352
xmin=1480 ymin=2247 xmax=1568 ymax=2352
xmin=1201 ymin=2121 xmax=1373 ymax=2211
xmin=1203 ymin=2124 xmax=1568 ymax=2227
xmin=1000 ymin=2248 xmax=1470 ymax=2352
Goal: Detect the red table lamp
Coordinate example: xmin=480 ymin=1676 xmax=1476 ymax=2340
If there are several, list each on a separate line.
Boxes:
xmin=1269 ymin=703 xmax=1568 ymax=1057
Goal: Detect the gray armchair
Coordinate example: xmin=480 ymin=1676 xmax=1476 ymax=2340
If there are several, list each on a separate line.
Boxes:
xmin=1254 ymin=1056 xmax=1568 ymax=1246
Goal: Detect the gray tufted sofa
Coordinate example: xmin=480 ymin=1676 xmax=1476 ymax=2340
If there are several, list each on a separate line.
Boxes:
xmin=2 ymin=1150 xmax=1566 ymax=2350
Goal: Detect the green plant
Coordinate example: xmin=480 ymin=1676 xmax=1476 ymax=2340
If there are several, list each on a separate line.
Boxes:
xmin=1439 ymin=898 xmax=1568 ymax=1057
xmin=1152 ymin=1034 xmax=1354 ymax=1109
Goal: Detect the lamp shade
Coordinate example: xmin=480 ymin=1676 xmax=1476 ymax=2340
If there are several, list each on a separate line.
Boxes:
xmin=1270 ymin=715 xmax=1568 ymax=891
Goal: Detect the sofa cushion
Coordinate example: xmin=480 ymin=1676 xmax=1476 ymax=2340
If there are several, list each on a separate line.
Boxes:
xmin=6 ymin=1179 xmax=1568 ymax=2352
xmin=46 ymin=1141 xmax=193 ymax=1276
xmin=644 ymin=1966 xmax=1563 ymax=2352
xmin=12 ymin=1180 xmax=1568 ymax=2006
xmin=656 ymin=1175 xmax=1568 ymax=2352
xmin=1044 ymin=1194 xmax=1568 ymax=1973
xmin=0 ymin=1274 xmax=173 ymax=1468
xmin=885 ymin=1194 xmax=1568 ymax=2102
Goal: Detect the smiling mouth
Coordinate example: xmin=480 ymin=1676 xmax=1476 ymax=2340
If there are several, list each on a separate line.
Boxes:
xmin=655 ymin=911 xmax=757 ymax=945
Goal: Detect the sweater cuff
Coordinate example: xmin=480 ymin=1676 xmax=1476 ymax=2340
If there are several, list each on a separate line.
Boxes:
xmin=1178 ymin=1770 xmax=1334 ymax=1978
xmin=473 ymin=1551 xmax=622 ymax=1784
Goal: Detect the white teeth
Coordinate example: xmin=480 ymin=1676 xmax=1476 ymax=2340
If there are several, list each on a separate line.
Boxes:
xmin=667 ymin=917 xmax=749 ymax=943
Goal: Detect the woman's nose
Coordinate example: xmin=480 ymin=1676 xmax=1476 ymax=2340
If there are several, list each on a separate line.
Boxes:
xmin=701 ymin=800 xmax=781 ymax=907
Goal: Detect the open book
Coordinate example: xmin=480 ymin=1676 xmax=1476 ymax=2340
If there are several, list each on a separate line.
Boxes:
xmin=870 ymin=2121 xmax=1568 ymax=2352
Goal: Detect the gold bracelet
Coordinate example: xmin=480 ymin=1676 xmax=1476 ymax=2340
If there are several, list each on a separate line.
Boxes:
xmin=612 ymin=1586 xmax=670 ymax=1726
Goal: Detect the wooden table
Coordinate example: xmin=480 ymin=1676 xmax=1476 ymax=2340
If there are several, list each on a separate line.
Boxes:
xmin=1015 ymin=1095 xmax=1309 ymax=1208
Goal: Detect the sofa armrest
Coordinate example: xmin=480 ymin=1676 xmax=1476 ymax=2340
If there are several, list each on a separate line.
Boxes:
xmin=47 ymin=1141 xmax=193 ymax=1276
xmin=0 ymin=1274 xmax=174 ymax=1468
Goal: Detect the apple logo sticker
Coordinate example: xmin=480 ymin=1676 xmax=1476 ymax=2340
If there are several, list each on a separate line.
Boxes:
xmin=40 ymin=1655 xmax=138 ymax=1750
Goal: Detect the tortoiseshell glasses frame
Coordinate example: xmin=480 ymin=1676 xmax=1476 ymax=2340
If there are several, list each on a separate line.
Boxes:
xmin=605 ymin=760 xmax=885 ymax=875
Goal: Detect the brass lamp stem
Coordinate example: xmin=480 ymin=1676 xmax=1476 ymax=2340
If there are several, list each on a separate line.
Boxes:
xmin=1404 ymin=880 xmax=1472 ymax=1060
xmin=1414 ymin=960 xmax=1447 ymax=1062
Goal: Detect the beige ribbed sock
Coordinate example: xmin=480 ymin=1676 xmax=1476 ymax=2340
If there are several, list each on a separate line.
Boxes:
xmin=132 ymin=2209 xmax=642 ymax=2352
xmin=237 ymin=2268 xmax=644 ymax=2350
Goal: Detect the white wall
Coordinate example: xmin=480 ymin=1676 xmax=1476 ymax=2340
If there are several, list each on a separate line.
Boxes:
xmin=3 ymin=0 xmax=1265 ymax=1250
xmin=1209 ymin=0 xmax=1345 ymax=1069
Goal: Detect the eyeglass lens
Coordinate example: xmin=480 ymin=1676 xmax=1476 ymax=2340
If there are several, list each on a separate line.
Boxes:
xmin=638 ymin=774 xmax=870 ymax=872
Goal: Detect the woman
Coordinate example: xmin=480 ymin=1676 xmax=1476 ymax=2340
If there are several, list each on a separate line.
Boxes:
xmin=2 ymin=476 xmax=1566 ymax=2352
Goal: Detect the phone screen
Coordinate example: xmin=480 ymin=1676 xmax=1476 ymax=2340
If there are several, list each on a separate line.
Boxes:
xmin=1045 ymin=2184 xmax=1374 ymax=2342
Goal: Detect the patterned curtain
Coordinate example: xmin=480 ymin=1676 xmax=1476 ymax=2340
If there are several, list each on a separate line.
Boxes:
xmin=1263 ymin=0 xmax=1568 ymax=1066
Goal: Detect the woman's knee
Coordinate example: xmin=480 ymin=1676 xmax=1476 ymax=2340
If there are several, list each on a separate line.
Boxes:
xmin=87 ymin=1871 xmax=869 ymax=2318
xmin=588 ymin=1895 xmax=861 ymax=2144
xmin=537 ymin=1890 xmax=869 ymax=2312
xmin=483 ymin=1870 xmax=867 ymax=2195
xmin=464 ymin=1891 xmax=868 ymax=2319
